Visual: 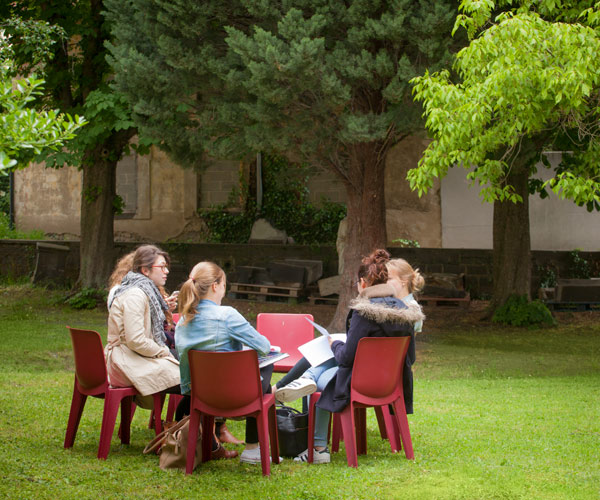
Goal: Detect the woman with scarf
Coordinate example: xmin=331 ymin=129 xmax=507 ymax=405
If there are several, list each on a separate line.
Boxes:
xmin=274 ymin=249 xmax=425 ymax=464
xmin=105 ymin=245 xmax=180 ymax=409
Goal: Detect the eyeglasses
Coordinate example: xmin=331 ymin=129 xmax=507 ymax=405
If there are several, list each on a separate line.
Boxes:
xmin=152 ymin=264 xmax=169 ymax=272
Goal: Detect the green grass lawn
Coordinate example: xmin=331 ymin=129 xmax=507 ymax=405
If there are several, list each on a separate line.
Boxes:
xmin=0 ymin=285 xmax=599 ymax=499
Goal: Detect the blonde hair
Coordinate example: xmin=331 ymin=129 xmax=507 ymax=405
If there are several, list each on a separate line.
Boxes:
xmin=108 ymin=251 xmax=135 ymax=288
xmin=386 ymin=258 xmax=425 ymax=295
xmin=178 ymin=261 xmax=225 ymax=324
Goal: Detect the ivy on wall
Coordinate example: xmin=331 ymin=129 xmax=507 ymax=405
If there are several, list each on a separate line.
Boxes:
xmin=199 ymin=155 xmax=346 ymax=244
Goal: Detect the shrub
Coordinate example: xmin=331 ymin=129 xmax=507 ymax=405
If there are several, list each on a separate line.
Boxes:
xmin=568 ymin=249 xmax=591 ymax=279
xmin=492 ymin=294 xmax=556 ymax=327
xmin=66 ymin=287 xmax=107 ymax=310
xmin=200 ymin=155 xmax=346 ymax=245
xmin=0 ymin=212 xmax=45 ymax=239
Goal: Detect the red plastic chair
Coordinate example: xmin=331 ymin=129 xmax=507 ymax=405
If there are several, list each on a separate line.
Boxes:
xmin=330 ymin=336 xmax=414 ymax=467
xmin=306 ymin=393 xmax=391 ymax=463
xmin=64 ymin=327 xmax=165 ymax=459
xmin=186 ymin=349 xmax=280 ymax=476
xmin=256 ymin=313 xmax=314 ymax=372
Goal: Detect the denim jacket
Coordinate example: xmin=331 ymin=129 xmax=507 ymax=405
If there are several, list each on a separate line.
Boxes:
xmin=175 ymin=299 xmax=271 ymax=394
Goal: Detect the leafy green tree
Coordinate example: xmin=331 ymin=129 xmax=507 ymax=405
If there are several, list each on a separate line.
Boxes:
xmin=1 ymin=4 xmax=141 ymax=288
xmin=408 ymin=0 xmax=600 ymax=312
xmin=106 ymin=0 xmax=458 ymax=328
xmin=0 ymin=21 xmax=84 ymax=170
xmin=0 ymin=64 xmax=85 ymax=171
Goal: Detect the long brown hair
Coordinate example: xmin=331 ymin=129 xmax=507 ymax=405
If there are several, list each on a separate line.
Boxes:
xmin=178 ymin=261 xmax=225 ymax=324
xmin=131 ymin=244 xmax=170 ymax=274
xmin=108 ymin=251 xmax=135 ymax=289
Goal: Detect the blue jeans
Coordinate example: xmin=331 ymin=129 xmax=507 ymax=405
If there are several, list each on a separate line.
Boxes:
xmin=303 ymin=358 xmax=338 ymax=447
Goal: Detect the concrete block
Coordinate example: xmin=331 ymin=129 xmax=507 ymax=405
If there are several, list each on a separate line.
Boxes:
xmin=267 ymin=261 xmax=306 ymax=287
xmin=318 ymin=275 xmax=341 ymax=296
xmin=284 ymin=259 xmax=323 ymax=284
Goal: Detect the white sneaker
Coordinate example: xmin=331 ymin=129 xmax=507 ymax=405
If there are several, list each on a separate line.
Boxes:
xmin=294 ymin=447 xmax=330 ymax=464
xmin=239 ymin=447 xmax=283 ymax=464
xmin=275 ymin=378 xmax=317 ymax=403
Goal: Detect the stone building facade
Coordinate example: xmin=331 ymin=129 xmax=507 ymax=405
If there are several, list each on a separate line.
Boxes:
xmin=12 ymin=137 xmax=600 ymax=251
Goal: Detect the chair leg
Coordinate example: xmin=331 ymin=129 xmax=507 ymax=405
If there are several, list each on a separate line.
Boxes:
xmin=98 ymin=390 xmax=126 ymax=460
xmin=267 ymin=405 xmax=280 ymax=465
xmin=200 ymin=414 xmax=214 ymax=464
xmin=152 ymin=393 xmax=166 ymax=435
xmin=356 ymin=407 xmax=367 ymax=456
xmin=331 ymin=413 xmax=342 ymax=453
xmin=380 ymin=405 xmax=401 ymax=452
xmin=119 ymin=396 xmax=134 ymax=445
xmin=186 ymin=410 xmax=202 ymax=474
xmin=64 ymin=382 xmax=87 ymax=449
xmin=165 ymin=394 xmax=183 ymax=423
xmin=340 ymin=404 xmax=358 ymax=467
xmin=374 ymin=406 xmax=388 ymax=440
xmin=256 ymin=410 xmax=271 ymax=476
xmin=392 ymin=399 xmax=414 ymax=460
xmin=307 ymin=392 xmax=320 ymax=463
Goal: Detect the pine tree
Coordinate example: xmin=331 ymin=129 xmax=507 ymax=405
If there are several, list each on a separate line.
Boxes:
xmin=106 ymin=0 xmax=459 ymax=328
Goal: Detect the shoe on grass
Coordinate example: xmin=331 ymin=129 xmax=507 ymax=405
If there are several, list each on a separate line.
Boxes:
xmin=294 ymin=447 xmax=330 ymax=464
xmin=274 ymin=378 xmax=317 ymax=403
xmin=239 ymin=447 xmax=283 ymax=464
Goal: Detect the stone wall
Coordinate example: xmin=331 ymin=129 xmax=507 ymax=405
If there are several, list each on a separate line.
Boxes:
xmin=2 ymin=239 xmax=597 ymax=298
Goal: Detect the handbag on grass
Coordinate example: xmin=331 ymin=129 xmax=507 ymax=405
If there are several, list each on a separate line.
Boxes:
xmin=276 ymin=405 xmax=308 ymax=457
xmin=143 ymin=416 xmax=202 ymax=470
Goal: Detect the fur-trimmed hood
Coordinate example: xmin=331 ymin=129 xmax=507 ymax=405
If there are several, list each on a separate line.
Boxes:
xmin=349 ymin=283 xmax=425 ymax=325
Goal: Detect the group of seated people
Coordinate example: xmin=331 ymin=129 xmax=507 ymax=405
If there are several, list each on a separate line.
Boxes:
xmin=105 ymin=244 xmax=425 ymax=465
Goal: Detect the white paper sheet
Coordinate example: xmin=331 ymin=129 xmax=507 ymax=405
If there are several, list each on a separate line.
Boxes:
xmin=300 ymin=318 xmax=347 ymax=366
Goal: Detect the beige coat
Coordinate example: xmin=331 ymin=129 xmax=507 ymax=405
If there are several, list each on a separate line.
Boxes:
xmin=106 ymin=287 xmax=180 ymax=398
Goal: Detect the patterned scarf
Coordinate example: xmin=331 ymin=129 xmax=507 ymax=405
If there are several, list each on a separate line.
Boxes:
xmin=109 ymin=271 xmax=168 ymax=347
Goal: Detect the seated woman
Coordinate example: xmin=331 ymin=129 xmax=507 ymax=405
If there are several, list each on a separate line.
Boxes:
xmin=108 ymin=251 xmax=179 ymax=356
xmin=105 ymin=245 xmax=180 ymax=409
xmin=274 ymin=249 xmax=425 ymax=464
xmin=175 ymin=261 xmax=278 ymax=465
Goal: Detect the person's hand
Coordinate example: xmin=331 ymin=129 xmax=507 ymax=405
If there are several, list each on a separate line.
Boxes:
xmin=328 ymin=336 xmax=335 ymax=347
xmin=165 ymin=291 xmax=179 ymax=312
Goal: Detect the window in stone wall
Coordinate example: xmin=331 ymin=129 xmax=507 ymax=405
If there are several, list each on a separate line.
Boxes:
xmin=115 ymin=152 xmax=138 ymax=218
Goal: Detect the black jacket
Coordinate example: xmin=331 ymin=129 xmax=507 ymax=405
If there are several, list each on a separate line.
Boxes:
xmin=316 ymin=283 xmax=425 ymax=414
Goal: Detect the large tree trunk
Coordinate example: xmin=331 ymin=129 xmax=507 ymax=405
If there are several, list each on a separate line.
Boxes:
xmin=328 ymin=145 xmax=387 ymax=332
xmin=489 ymin=161 xmax=531 ymax=313
xmin=77 ymin=146 xmax=117 ymax=289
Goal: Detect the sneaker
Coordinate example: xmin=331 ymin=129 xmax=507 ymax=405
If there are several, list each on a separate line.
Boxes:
xmin=294 ymin=447 xmax=330 ymax=464
xmin=239 ymin=447 xmax=283 ymax=464
xmin=275 ymin=378 xmax=317 ymax=403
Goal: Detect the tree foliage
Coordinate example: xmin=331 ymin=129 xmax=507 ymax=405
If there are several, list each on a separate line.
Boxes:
xmin=0 ymin=21 xmax=85 ymax=171
xmin=407 ymin=0 xmax=600 ymax=312
xmin=1 ymin=2 xmax=142 ymax=288
xmin=106 ymin=0 xmax=459 ymax=329
xmin=408 ymin=1 xmax=600 ymax=207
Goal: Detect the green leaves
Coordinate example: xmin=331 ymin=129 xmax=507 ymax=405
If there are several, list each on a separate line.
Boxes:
xmin=0 ymin=62 xmax=86 ymax=172
xmin=409 ymin=7 xmax=600 ymax=207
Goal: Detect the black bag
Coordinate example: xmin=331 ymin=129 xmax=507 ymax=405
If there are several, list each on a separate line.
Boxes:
xmin=276 ymin=405 xmax=308 ymax=457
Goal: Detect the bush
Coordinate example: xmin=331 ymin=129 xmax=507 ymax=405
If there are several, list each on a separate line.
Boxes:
xmin=200 ymin=155 xmax=346 ymax=245
xmin=0 ymin=212 xmax=45 ymax=239
xmin=568 ymin=249 xmax=591 ymax=279
xmin=492 ymin=294 xmax=556 ymax=327
xmin=66 ymin=288 xmax=107 ymax=310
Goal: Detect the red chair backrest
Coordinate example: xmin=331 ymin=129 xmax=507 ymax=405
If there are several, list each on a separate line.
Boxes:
xmin=67 ymin=327 xmax=108 ymax=392
xmin=188 ymin=350 xmax=263 ymax=414
xmin=256 ymin=313 xmax=314 ymax=361
xmin=351 ymin=336 xmax=410 ymax=400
